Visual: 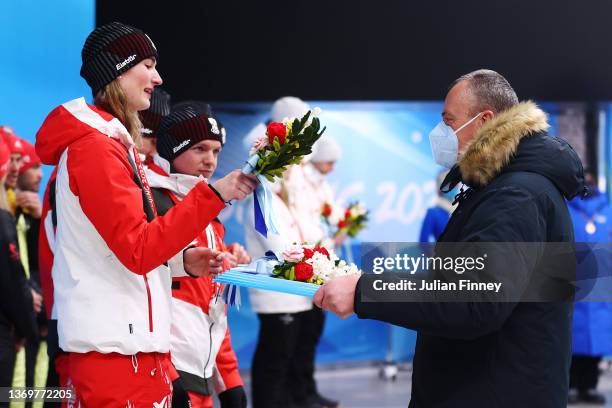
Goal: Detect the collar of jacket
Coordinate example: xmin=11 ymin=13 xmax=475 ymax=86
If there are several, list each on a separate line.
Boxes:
xmin=145 ymin=154 xmax=205 ymax=200
xmin=457 ymin=101 xmax=550 ymax=187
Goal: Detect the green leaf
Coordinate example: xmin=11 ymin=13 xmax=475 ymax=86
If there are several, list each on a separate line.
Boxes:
xmin=288 ymin=266 xmax=296 ymax=281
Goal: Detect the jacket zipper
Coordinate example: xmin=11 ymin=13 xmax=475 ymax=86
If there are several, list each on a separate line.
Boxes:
xmin=143 ymin=275 xmax=153 ymax=332
xmin=203 ymin=322 xmax=214 ymax=373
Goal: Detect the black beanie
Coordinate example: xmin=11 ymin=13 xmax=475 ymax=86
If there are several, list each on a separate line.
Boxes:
xmin=139 ymin=88 xmax=171 ymax=138
xmin=80 ymin=22 xmax=158 ymax=96
xmin=157 ymin=104 xmax=226 ymax=162
xmin=172 ymin=100 xmax=212 ymax=116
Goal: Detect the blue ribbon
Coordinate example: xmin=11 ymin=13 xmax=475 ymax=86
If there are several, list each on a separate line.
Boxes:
xmin=218 ymin=253 xmax=283 ymax=307
xmin=242 ymin=154 xmax=280 ymax=237
xmin=231 ymin=252 xmax=282 ymax=275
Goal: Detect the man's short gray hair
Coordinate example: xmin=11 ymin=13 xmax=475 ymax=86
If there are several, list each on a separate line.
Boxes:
xmin=450 ymin=69 xmax=519 ymax=114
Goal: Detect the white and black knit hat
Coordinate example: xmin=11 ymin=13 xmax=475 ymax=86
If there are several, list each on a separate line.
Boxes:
xmin=157 ymin=104 xmax=226 ymax=162
xmin=80 ymin=22 xmax=158 ymax=96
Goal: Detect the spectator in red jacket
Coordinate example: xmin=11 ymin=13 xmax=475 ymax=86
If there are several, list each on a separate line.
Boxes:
xmin=0 ymin=137 xmax=37 ymax=390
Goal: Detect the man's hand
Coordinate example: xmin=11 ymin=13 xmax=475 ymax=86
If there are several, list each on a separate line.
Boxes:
xmin=227 ymin=243 xmax=251 ymax=264
xmin=31 ymin=288 xmax=43 ymax=314
xmin=313 ymin=274 xmax=361 ymax=319
xmin=16 ymin=191 xmax=42 ymax=219
xmin=183 ymin=247 xmax=226 ymax=277
xmin=212 ymin=170 xmax=258 ymax=202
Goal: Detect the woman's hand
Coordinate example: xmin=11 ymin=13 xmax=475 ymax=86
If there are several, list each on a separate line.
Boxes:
xmin=227 ymin=243 xmax=251 ymax=264
xmin=183 ymin=247 xmax=226 ymax=277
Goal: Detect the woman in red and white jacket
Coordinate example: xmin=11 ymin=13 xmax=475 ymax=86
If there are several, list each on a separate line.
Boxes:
xmin=146 ymin=104 xmax=248 ymax=408
xmin=34 ymin=22 xmax=256 ymax=406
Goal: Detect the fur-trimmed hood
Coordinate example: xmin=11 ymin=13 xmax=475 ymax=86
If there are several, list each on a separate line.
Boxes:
xmin=456 ymin=101 xmax=584 ymax=200
xmin=459 ymin=101 xmax=549 ymax=185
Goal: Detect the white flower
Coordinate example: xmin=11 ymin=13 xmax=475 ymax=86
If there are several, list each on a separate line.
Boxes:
xmin=309 ymin=249 xmax=361 ymax=283
xmin=327 ymin=204 xmax=345 ymax=227
xmin=310 ymin=252 xmax=336 ymax=281
xmin=312 ymin=107 xmax=322 ymax=117
xmin=351 ymin=203 xmax=368 ymax=217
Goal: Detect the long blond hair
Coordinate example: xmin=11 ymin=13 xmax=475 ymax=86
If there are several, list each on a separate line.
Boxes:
xmin=95 ymin=80 xmax=143 ymax=147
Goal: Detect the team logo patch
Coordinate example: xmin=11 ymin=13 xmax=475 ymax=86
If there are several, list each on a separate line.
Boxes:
xmin=173 ymin=139 xmax=191 ymax=153
xmin=208 ymin=118 xmax=220 ymax=135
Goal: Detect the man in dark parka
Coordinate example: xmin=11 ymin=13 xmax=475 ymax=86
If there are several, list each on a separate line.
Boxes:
xmin=315 ymin=69 xmax=586 ymax=408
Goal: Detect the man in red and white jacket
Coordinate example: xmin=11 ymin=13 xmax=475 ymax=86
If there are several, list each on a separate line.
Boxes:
xmin=146 ymin=103 xmax=248 ymax=408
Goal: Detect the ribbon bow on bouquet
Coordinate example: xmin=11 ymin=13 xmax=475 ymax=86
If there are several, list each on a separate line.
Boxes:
xmin=217 ymin=252 xmax=283 ymax=307
xmin=243 ymin=109 xmax=325 ymax=237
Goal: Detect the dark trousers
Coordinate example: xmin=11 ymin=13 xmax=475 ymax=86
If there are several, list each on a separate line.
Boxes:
xmin=291 ymin=307 xmax=325 ymax=402
xmin=0 ymin=327 xmax=16 ymax=407
xmin=43 ymin=319 xmax=62 ymax=407
xmin=43 ymin=360 xmax=61 ymax=408
xmin=24 ymin=336 xmax=46 ymax=408
xmin=251 ymin=308 xmax=326 ymax=408
xmin=570 ymin=355 xmax=602 ymax=391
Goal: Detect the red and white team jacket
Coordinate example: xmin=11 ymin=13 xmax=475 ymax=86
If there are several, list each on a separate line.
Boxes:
xmin=146 ymin=158 xmax=243 ymax=395
xmin=34 ymin=97 xmax=225 ymax=355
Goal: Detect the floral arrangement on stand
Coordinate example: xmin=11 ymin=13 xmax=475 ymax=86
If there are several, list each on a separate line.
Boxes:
xmin=243 ymin=109 xmax=326 ymax=237
xmin=321 ymin=201 xmax=369 ymax=238
xmin=274 ymin=244 xmax=361 ymax=285
xmin=214 ymin=243 xmax=361 ymax=306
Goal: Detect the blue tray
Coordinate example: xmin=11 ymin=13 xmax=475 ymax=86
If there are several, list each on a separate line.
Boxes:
xmin=214 ymin=270 xmax=319 ymax=298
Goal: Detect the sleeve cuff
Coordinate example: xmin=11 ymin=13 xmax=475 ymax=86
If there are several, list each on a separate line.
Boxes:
xmin=353 ymin=274 xmax=365 ymax=318
xmin=168 ymin=241 xmax=198 ymax=278
xmin=208 ymin=183 xmax=228 ymax=205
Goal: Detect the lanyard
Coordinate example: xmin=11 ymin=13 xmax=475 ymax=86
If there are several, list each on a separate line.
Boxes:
xmin=128 ymin=147 xmax=158 ymax=220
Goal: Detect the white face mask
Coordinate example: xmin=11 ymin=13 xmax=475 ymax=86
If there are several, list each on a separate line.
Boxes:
xmin=428 ymin=112 xmax=482 ymax=168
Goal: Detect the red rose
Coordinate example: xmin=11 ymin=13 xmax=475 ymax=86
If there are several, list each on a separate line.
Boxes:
xmin=345 ymin=209 xmax=352 ymax=218
xmin=314 ymin=246 xmax=330 ymax=258
xmin=322 ymin=204 xmax=332 ymax=217
xmin=338 ymin=220 xmax=347 ymax=229
xmin=295 ymin=262 xmax=313 ymax=281
xmin=267 ymin=122 xmax=287 ymax=145
xmin=303 ymin=248 xmax=315 ymax=259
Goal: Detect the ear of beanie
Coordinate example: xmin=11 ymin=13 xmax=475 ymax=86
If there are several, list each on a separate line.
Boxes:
xmin=80 ymin=22 xmax=158 ymax=96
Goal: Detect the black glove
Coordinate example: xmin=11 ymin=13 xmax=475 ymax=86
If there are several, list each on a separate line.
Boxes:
xmin=218 ymin=386 xmax=247 ymax=408
xmin=172 ymin=378 xmax=191 ymax=408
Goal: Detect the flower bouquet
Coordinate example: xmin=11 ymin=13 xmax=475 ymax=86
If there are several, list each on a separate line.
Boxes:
xmin=274 ymin=244 xmax=361 ymax=284
xmin=213 ymin=244 xmax=361 ymax=306
xmin=243 ymin=109 xmax=326 ymax=237
xmin=322 ymin=201 xmax=369 ymax=238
